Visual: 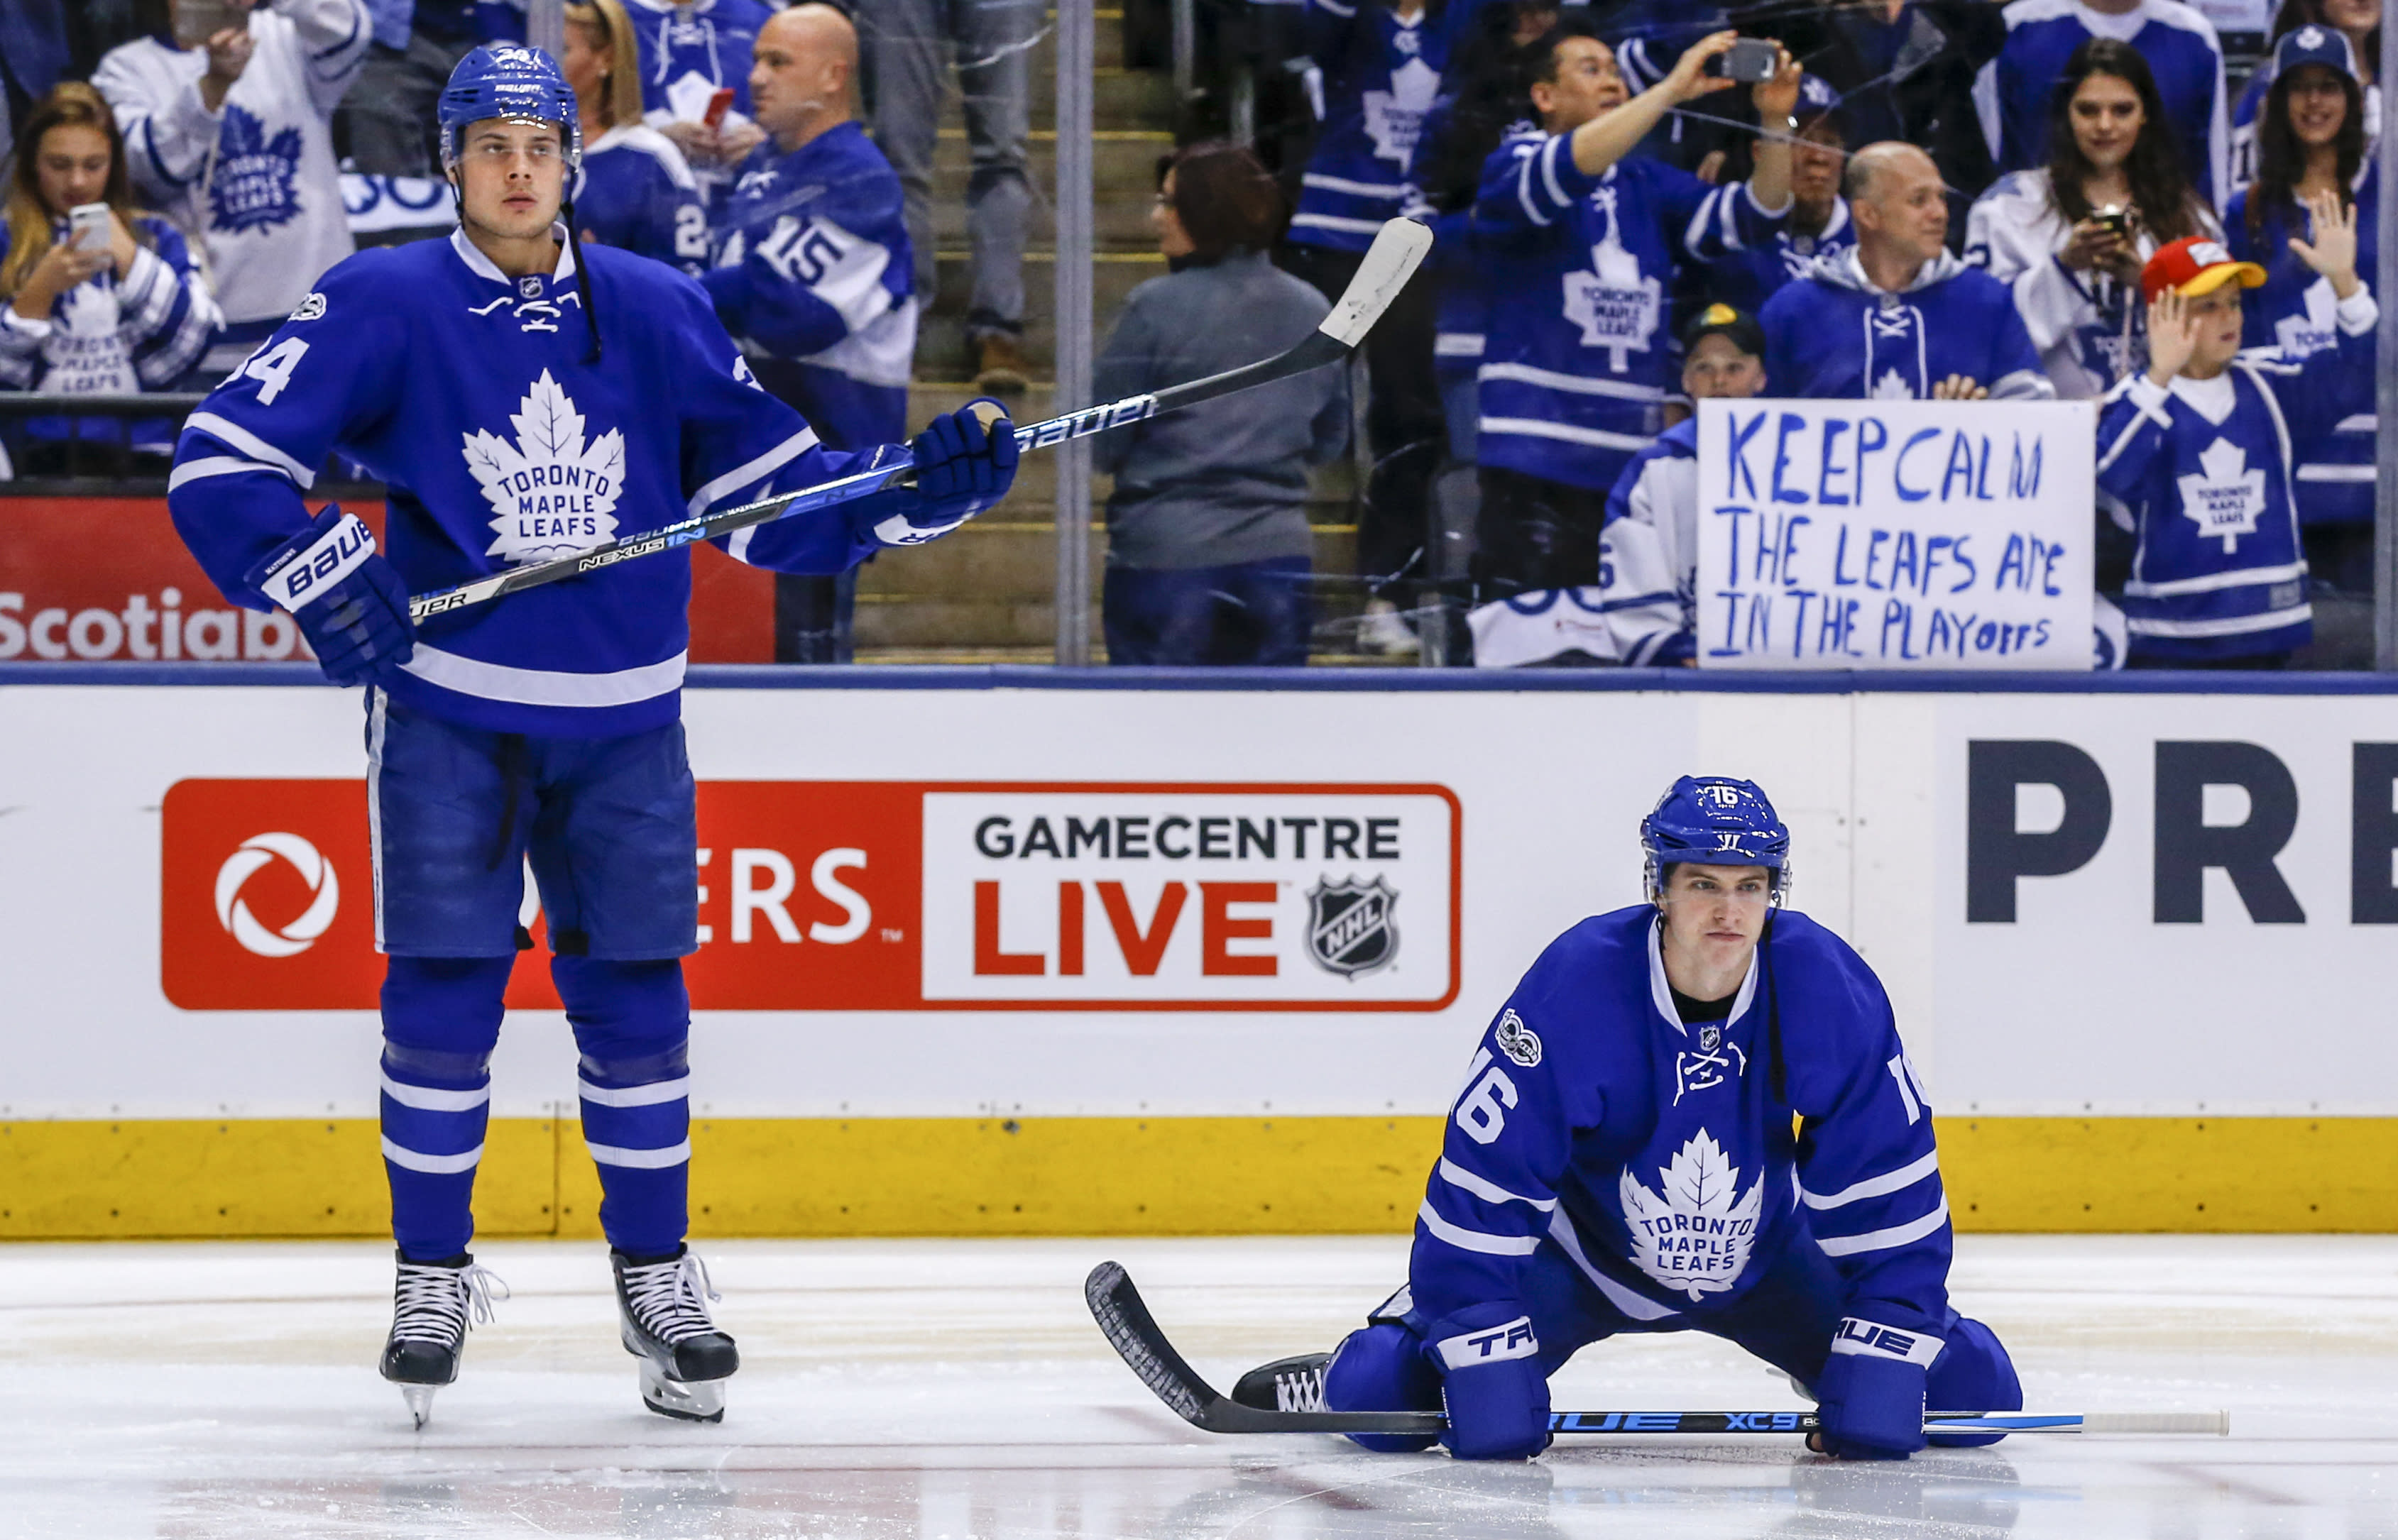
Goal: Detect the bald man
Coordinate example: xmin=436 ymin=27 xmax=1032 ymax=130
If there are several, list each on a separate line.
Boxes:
xmin=1756 ymin=142 xmax=2052 ymax=402
xmin=703 ymin=2 xmax=919 ymax=661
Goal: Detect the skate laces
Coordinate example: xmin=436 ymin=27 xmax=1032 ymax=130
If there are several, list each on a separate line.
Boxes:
xmin=623 ymin=1252 xmax=721 ymax=1344
xmin=391 ymin=1260 xmax=510 ymax=1345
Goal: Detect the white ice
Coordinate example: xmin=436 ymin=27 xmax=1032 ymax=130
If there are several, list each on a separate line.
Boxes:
xmin=1 ymin=1235 xmax=2392 ymax=1539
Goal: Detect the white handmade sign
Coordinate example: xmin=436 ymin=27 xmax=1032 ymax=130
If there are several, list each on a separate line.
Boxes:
xmin=1695 ymin=398 xmax=2096 ymax=669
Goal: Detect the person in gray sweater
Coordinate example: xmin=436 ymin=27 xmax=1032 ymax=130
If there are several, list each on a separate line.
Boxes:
xmin=1093 ymin=143 xmax=1351 ymax=666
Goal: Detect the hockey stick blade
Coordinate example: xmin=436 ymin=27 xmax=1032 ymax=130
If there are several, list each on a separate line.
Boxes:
xmin=1085 ymin=1263 xmax=2228 ymax=1440
xmin=407 ymin=220 xmax=1433 ymax=622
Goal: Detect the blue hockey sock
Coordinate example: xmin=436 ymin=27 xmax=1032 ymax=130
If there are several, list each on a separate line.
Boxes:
xmin=556 ymin=957 xmax=692 ymax=1258
xmin=379 ymin=955 xmax=512 ymax=1262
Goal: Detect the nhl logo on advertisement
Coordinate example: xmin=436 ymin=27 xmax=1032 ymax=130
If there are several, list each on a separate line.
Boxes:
xmin=1305 ymin=875 xmax=1399 ymax=979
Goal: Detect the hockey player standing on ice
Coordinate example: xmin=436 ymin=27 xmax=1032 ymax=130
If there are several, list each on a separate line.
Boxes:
xmin=1238 ymin=777 xmax=2022 ymax=1461
xmin=2096 ymin=226 xmax=2375 ymax=666
xmin=163 ymin=44 xmax=1016 ymax=1426
xmin=1759 ymin=142 xmax=2055 ymax=403
xmin=1470 ymin=23 xmax=1801 ymax=608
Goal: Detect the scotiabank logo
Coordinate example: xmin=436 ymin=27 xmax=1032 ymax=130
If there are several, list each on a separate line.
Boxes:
xmin=163 ymin=780 xmax=1460 ymax=1011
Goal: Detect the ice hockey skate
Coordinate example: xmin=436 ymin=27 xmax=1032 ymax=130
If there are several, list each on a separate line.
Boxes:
xmin=613 ymin=1248 xmax=740 ymax=1423
xmin=1232 ymin=1352 xmax=1331 ymax=1413
xmin=378 ymin=1252 xmax=508 ymax=1429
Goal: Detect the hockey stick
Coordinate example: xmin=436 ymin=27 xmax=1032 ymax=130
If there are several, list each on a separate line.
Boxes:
xmin=407 ymin=219 xmax=1435 ymax=622
xmin=1085 ymin=1262 xmax=2228 ymax=1439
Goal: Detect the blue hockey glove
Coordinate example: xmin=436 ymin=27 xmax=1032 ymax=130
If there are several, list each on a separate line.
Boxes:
xmin=1814 ymin=1316 xmax=1939 ymax=1460
xmin=1422 ymin=1305 xmax=1551 ymax=1461
xmin=242 ymin=505 xmax=415 ymax=688
xmin=872 ymin=398 xmax=1019 ymax=546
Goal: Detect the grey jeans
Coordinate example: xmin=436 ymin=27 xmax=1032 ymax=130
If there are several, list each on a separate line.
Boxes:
xmin=861 ymin=0 xmax=1036 ymax=334
xmin=339 ymin=33 xmax=475 ymax=179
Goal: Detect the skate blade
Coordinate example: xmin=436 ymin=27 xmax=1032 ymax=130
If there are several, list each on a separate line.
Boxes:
xmin=637 ymin=1357 xmax=726 ymax=1424
xmin=401 ymin=1384 xmax=436 ymax=1431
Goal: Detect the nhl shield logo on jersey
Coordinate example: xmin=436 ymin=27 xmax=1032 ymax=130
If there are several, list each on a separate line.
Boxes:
xmin=464 ymin=370 xmax=626 ymax=565
xmin=1305 ymin=876 xmax=1399 ymax=979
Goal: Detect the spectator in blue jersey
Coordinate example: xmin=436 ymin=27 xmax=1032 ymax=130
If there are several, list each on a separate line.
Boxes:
xmin=1699 ymin=72 xmax=1853 ymax=316
xmin=705 ymin=4 xmax=915 ymax=664
xmin=615 ymin=0 xmax=774 ymax=192
xmin=2226 ymin=23 xmax=2378 ymax=596
xmin=1094 ymin=143 xmax=1350 ymax=667
xmin=1975 ymin=0 xmax=2229 ymax=208
xmin=2229 ymin=0 xmax=2378 ymax=193
xmin=2098 ymin=228 xmax=2375 ymax=666
xmin=1761 ymin=142 xmax=2054 ymax=402
xmin=0 ymin=82 xmax=222 ymax=474
xmin=1966 ymin=39 xmax=2218 ymax=400
xmin=858 ymin=0 xmax=1037 ymax=395
xmin=1281 ymin=0 xmax=1451 ymax=657
xmin=341 ymin=0 xmax=486 ymax=177
xmin=562 ymin=0 xmax=706 ymax=275
xmin=1469 ymin=22 xmax=1800 ymax=607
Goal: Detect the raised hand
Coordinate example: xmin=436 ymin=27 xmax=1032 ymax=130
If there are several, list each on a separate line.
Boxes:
xmin=2288 ymin=188 xmax=2361 ymax=298
xmin=1663 ymin=31 xmax=1741 ymax=104
xmin=1929 ymin=373 xmax=1988 ymax=401
xmin=2146 ymin=287 xmax=2198 ymax=383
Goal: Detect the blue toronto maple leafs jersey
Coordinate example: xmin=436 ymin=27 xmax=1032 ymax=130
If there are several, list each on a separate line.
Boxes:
xmin=575 ymin=123 xmax=710 ymax=277
xmin=168 ymin=230 xmax=884 ymax=737
xmin=705 ymin=121 xmax=915 ymax=449
xmin=1411 ymin=907 xmax=1951 ymax=1338
xmin=2094 ymin=285 xmax=2377 ymax=661
xmin=625 ymin=0 xmax=774 ymax=124
xmin=1288 ymin=0 xmax=1450 ymax=252
xmin=1473 ymin=132 xmax=1789 ymax=490
xmin=1973 ymin=0 xmax=2228 ymax=207
xmin=2225 ymin=170 xmax=2381 ymax=527
xmin=1699 ymin=199 xmax=1856 ymax=318
xmin=1758 ymin=250 xmax=2054 ymax=402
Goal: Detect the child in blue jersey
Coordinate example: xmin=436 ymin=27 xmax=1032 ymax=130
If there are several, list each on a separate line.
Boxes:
xmin=2225 ymin=23 xmax=2379 ymax=593
xmin=1234 ymin=776 xmax=2022 ymax=1461
xmin=1975 ymin=0 xmax=2229 ymax=207
xmin=562 ymin=0 xmax=708 ymax=275
xmin=163 ymin=44 xmax=1014 ymax=1429
xmin=1470 ymin=22 xmax=1800 ymax=605
xmin=2098 ymin=226 xmax=2374 ymax=666
xmin=1761 ymin=142 xmax=2055 ymax=403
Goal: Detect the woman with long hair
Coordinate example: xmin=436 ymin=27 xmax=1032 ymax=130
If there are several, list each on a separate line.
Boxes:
xmin=559 ymin=0 xmax=709 ymax=276
xmin=2230 ymin=0 xmax=2380 ymax=189
xmin=2227 ymin=25 xmax=2377 ymax=592
xmin=1966 ymin=38 xmax=2216 ymax=399
xmin=0 ymin=80 xmax=221 ymax=472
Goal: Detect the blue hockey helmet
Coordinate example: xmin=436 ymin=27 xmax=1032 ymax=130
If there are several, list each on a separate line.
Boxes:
xmin=1640 ymin=775 xmax=1791 ymax=901
xmin=439 ymin=44 xmax=582 ymax=172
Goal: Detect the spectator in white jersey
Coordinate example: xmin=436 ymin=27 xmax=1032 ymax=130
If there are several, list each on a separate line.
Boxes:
xmin=0 ymin=81 xmax=223 ymax=473
xmin=563 ymin=0 xmax=708 ymax=275
xmin=1966 ymin=38 xmax=2218 ymax=399
xmin=95 ymin=0 xmax=373 ymax=375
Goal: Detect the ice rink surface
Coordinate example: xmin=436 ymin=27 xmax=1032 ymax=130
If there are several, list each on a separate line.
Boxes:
xmin=1 ymin=1234 xmax=2392 ymax=1540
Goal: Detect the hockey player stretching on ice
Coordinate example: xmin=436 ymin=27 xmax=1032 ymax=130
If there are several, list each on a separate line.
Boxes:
xmin=1239 ymin=778 xmax=2020 ymax=1460
xmin=164 ymin=45 xmax=1017 ymax=1426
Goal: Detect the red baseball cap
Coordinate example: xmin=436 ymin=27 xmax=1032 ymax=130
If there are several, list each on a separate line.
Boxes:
xmin=2140 ymin=237 xmax=2267 ymax=304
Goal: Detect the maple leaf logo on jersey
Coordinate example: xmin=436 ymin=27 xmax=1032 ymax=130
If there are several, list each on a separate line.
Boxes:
xmin=2273 ymin=277 xmax=2339 ymax=360
xmin=1618 ymin=1130 xmax=1764 ymax=1301
xmin=462 ymin=371 xmax=625 ymax=565
xmin=209 ymin=106 xmax=304 ymax=234
xmin=1363 ymin=56 xmax=1440 ymax=165
xmin=2177 ymin=436 xmax=2268 ymax=554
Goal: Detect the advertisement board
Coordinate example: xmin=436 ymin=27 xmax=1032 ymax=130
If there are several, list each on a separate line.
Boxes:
xmin=1695 ymin=400 xmax=2096 ymax=669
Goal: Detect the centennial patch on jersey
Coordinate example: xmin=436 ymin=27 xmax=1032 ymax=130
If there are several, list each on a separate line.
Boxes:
xmin=1494 ymin=1008 xmax=1543 ymax=1067
xmin=1619 ymin=1130 xmax=1764 ymax=1301
xmin=288 ymin=292 xmax=327 ymax=323
xmin=209 ymin=106 xmax=305 ymax=235
xmin=462 ymin=370 xmax=625 ymax=565
xmin=1305 ymin=875 xmax=1399 ymax=979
